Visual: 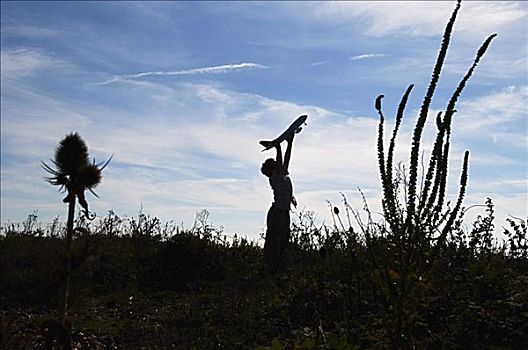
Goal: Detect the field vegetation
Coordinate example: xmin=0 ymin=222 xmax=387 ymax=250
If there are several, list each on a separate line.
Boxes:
xmin=1 ymin=207 xmax=527 ymax=349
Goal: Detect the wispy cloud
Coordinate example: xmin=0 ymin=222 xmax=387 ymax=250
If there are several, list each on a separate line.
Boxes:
xmin=101 ymin=63 xmax=268 ymax=85
xmin=311 ymin=60 xmax=331 ymax=66
xmin=457 ymin=85 xmax=527 ymax=134
xmin=0 ymin=48 xmax=64 ymax=79
xmin=311 ymin=1 xmax=527 ymax=38
xmin=4 ymin=76 xmax=525 ymax=236
xmin=349 ymin=53 xmax=386 ymax=61
xmin=1 ymin=23 xmax=60 ymax=38
xmin=1 ymin=78 xmax=375 ymax=234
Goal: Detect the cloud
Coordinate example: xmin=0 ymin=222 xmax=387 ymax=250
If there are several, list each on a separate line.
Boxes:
xmin=1 ymin=76 xmax=379 ymax=235
xmin=101 ymin=63 xmax=269 ymax=85
xmin=310 ymin=1 xmax=527 ymax=38
xmin=0 ymin=48 xmax=63 ymax=79
xmin=1 ymin=23 xmax=60 ymax=38
xmin=455 ymin=85 xmax=528 ymax=149
xmin=310 ymin=60 xmax=331 ymax=66
xmin=2 ymin=76 xmax=526 ymax=238
xmin=349 ymin=53 xmax=386 ymax=61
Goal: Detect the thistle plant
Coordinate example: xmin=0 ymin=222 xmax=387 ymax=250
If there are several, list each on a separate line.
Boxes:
xmin=42 ymin=133 xmax=110 ymax=219
xmin=42 ymin=132 xmax=110 ymax=347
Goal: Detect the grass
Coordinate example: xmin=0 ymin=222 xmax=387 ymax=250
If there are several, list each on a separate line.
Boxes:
xmin=1 ymin=209 xmax=527 ymax=349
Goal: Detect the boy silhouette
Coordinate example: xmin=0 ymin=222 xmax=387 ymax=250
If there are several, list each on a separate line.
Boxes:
xmin=261 ymin=133 xmax=297 ymax=273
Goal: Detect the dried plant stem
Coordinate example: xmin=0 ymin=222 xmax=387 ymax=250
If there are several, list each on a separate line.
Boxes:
xmin=58 ymin=196 xmax=76 ymax=325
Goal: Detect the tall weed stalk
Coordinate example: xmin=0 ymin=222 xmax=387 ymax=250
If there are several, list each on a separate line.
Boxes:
xmin=370 ymin=0 xmax=496 ymax=347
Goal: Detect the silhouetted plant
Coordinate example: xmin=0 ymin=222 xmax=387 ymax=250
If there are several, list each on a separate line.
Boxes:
xmin=503 ymin=216 xmax=527 ymax=259
xmin=290 ymin=209 xmax=321 ymax=251
xmin=96 ymin=210 xmax=124 ymax=236
xmin=42 ymin=132 xmax=110 ymax=349
xmin=129 ymin=212 xmax=161 ymax=237
xmin=468 ymin=197 xmax=496 ymax=254
xmin=371 ymin=0 xmax=497 ymax=347
xmin=21 ymin=210 xmax=40 ymax=235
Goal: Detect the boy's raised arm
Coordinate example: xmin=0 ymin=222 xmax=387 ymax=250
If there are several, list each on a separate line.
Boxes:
xmin=283 ymin=134 xmax=294 ymax=173
xmin=275 ymin=143 xmax=283 ymax=169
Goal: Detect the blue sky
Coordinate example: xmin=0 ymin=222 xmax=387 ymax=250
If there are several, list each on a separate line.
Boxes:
xmin=1 ymin=1 xmax=527 ymax=240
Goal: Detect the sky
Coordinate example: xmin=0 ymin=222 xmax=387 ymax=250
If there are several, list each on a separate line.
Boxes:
xmin=1 ymin=1 xmax=527 ymax=241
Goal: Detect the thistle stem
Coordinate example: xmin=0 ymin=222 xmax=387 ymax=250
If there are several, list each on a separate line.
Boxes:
xmin=58 ymin=193 xmax=76 ymax=325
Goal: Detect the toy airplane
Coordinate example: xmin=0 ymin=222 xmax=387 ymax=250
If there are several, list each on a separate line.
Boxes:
xmin=259 ymin=115 xmax=308 ymax=151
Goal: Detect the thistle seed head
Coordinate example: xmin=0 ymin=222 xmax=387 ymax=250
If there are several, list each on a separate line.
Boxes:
xmin=78 ymin=163 xmax=102 ymax=189
xmin=55 ymin=133 xmax=89 ymax=176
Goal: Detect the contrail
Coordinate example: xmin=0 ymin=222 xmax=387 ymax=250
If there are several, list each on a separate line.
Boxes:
xmin=349 ymin=53 xmax=386 ymax=61
xmin=100 ymin=62 xmax=268 ymax=85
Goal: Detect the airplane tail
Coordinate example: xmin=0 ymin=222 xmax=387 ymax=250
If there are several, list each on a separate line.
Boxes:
xmin=259 ymin=140 xmax=275 ymax=151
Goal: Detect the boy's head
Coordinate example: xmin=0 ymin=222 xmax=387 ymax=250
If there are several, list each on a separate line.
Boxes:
xmin=261 ymin=158 xmax=277 ymax=177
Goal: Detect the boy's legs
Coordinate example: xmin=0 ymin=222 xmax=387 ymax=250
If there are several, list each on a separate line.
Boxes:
xmin=264 ymin=205 xmax=291 ymax=273
xmin=264 ymin=206 xmax=280 ymax=272
xmin=277 ymin=210 xmax=290 ymax=270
